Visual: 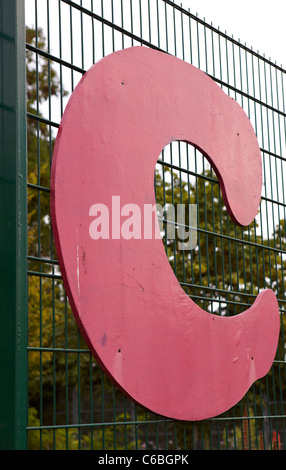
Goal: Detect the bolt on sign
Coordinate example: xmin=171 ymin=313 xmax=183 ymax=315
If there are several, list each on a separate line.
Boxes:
xmin=51 ymin=47 xmax=280 ymax=421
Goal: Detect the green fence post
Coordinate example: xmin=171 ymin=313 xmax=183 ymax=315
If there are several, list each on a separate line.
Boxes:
xmin=0 ymin=0 xmax=27 ymax=450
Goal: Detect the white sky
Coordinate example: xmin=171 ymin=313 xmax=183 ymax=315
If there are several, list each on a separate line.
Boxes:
xmin=180 ymin=0 xmax=286 ymax=67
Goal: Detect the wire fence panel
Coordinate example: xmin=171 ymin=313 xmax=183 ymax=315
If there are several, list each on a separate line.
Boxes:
xmin=25 ymin=0 xmax=286 ymax=450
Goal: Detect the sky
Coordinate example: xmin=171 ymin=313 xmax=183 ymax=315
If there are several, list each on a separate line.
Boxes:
xmin=180 ymin=0 xmax=286 ymax=67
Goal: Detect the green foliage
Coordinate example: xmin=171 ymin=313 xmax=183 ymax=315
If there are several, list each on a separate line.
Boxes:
xmin=28 ymin=407 xmax=140 ymax=450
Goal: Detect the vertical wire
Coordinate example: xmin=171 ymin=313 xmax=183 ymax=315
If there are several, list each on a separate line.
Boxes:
xmin=34 ymin=0 xmax=44 ymax=448
xmin=147 ymin=0 xmax=151 ymax=44
xmin=130 ymin=0 xmax=134 ymax=47
xmin=268 ymin=66 xmax=279 ymax=332
xmin=225 ymin=420 xmax=229 ymax=450
xmin=89 ymin=2 xmax=95 ymax=447
xmin=134 ymin=403 xmax=138 ymax=450
xmin=123 ymin=395 xmax=127 ymax=449
xmin=89 ymin=354 xmax=94 ymax=449
xmin=256 ymin=47 xmax=269 ymax=451
xmin=233 ymin=35 xmax=248 ymax=445
xmin=215 ymin=28 xmax=225 ymax=318
xmin=219 ymin=28 xmax=232 ymax=317
xmin=196 ymin=14 xmax=200 ymax=69
xmin=161 ymin=150 xmax=168 ymax=256
xmin=278 ymin=67 xmax=286 ymax=450
xmin=80 ymin=1 xmax=84 ymax=70
xmin=203 ymin=17 xmax=208 ymax=74
xmin=35 ymin=0 xmax=41 ymax=258
xmin=185 ymin=9 xmax=195 ymax=304
xmin=192 ymin=423 xmax=195 ymax=449
xmin=164 ymin=0 xmax=169 ymax=53
xmin=188 ymin=8 xmax=193 ymax=64
xmin=164 ymin=420 xmax=168 ymax=449
xmin=69 ymin=2 xmax=74 ymax=91
xmin=139 ymin=0 xmax=143 ymax=45
xmin=268 ymin=62 xmax=281 ymax=449
xmin=257 ymin=54 xmax=267 ymax=294
xmin=172 ymin=0 xmax=177 ymax=57
xmin=211 ymin=22 xmax=215 ymax=77
xmin=64 ymin=293 xmax=69 ymax=448
xmin=111 ymin=0 xmax=115 ymax=52
xmin=203 ymin=20 xmax=211 ymax=311
xmin=77 ymin=328 xmax=81 ymax=449
xmin=120 ymin=0 xmax=124 ymax=49
xmin=262 ymin=57 xmax=273 ymax=447
xmin=112 ymin=384 xmax=117 ymax=449
xmin=101 ymin=370 xmax=105 ymax=449
xmin=179 ymin=10 xmax=186 ymax=293
xmin=240 ymin=44 xmax=250 ymax=309
xmin=194 ymin=15 xmax=202 ymax=310
xmin=209 ymin=420 xmax=213 ymax=450
xmin=249 ymin=48 xmax=260 ymax=448
xmin=39 ymin=273 xmax=43 ymax=450
xmin=207 ymin=20 xmax=218 ymax=313
xmin=194 ymin=150 xmax=201 ymax=301
xmin=201 ymin=422 xmax=204 ymax=449
xmin=156 ymin=0 xmax=160 ymax=49
xmin=250 ymin=51 xmax=260 ymax=317
xmin=101 ymin=0 xmax=105 ymax=57
xmin=144 ymin=409 xmax=149 ymax=451
xmin=58 ymin=0 xmax=64 ymax=117
xmin=91 ymin=0 xmax=95 ymax=63
xmin=178 ymin=143 xmax=186 ymax=284
xmin=180 ymin=3 xmax=185 ymax=61
xmin=170 ymin=144 xmax=177 ymax=279
xmin=263 ymin=58 xmax=272 ymax=257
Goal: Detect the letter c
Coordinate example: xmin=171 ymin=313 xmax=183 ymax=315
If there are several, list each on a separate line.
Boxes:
xmin=51 ymin=47 xmax=280 ymax=421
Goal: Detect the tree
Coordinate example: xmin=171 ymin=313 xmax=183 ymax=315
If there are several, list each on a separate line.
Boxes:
xmin=27 ymin=25 xmax=93 ymax=435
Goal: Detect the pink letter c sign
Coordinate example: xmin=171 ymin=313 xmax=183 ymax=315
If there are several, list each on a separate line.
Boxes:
xmin=51 ymin=47 xmax=280 ymax=421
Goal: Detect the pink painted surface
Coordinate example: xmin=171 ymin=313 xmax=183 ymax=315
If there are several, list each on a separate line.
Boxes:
xmin=51 ymin=47 xmax=280 ymax=421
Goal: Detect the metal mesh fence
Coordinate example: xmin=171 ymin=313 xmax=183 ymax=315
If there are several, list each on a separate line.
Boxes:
xmin=25 ymin=0 xmax=286 ymax=450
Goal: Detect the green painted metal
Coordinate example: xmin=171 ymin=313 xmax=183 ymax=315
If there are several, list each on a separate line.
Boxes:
xmin=0 ymin=0 xmax=27 ymax=450
xmin=13 ymin=0 xmax=286 ymax=450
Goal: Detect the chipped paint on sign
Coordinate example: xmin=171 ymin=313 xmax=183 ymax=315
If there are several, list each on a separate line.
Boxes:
xmin=51 ymin=47 xmax=280 ymax=421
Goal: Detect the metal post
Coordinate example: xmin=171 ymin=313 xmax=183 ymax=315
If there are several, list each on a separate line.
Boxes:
xmin=0 ymin=0 xmax=27 ymax=450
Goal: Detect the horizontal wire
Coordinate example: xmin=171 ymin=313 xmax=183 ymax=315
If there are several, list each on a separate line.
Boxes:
xmin=27 ymin=346 xmax=90 ymax=353
xmin=28 ymin=255 xmax=59 ymax=265
xmin=27 ymin=182 xmax=50 ymax=193
xmin=27 ymin=268 xmax=286 ymax=306
xmin=27 ymin=344 xmax=286 ymax=360
xmin=26 ymin=41 xmax=286 ymax=119
xmin=26 ymin=43 xmax=85 ymax=75
xmin=25 ymin=411 xmax=286 ymax=432
xmin=27 ymin=111 xmax=60 ymax=129
xmin=157 ymin=157 xmax=286 ymax=188
xmin=27 ymin=270 xmax=62 ymax=279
